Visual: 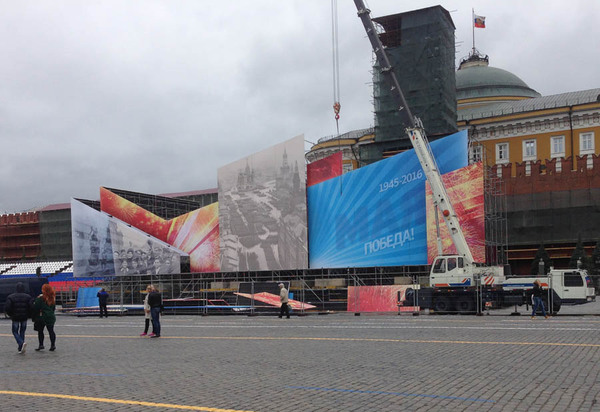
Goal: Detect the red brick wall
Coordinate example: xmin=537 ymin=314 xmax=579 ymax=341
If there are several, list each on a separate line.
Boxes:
xmin=497 ymin=154 xmax=600 ymax=195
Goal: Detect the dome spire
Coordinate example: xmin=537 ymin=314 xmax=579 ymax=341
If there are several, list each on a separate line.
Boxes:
xmin=458 ymin=48 xmax=489 ymax=70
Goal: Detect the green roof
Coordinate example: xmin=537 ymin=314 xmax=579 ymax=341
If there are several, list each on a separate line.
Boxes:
xmin=458 ymin=88 xmax=600 ymax=121
xmin=457 ymin=64 xmax=540 ymax=100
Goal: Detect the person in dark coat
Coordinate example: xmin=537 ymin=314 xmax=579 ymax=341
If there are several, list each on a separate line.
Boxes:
xmin=33 ymin=284 xmax=57 ymax=351
xmin=147 ymin=286 xmax=163 ymax=338
xmin=5 ymin=282 xmax=33 ymax=354
xmin=97 ymin=288 xmax=109 ymax=318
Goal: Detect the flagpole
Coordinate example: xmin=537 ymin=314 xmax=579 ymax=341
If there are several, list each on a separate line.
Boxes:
xmin=472 ymin=8 xmax=475 ymax=53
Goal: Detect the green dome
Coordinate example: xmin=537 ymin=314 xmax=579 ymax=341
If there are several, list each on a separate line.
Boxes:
xmin=457 ymin=58 xmax=540 ymax=101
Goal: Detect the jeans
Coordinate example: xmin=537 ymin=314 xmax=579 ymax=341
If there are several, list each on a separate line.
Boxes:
xmin=38 ymin=324 xmax=56 ymax=347
xmin=532 ymin=296 xmax=547 ymax=317
xmin=150 ymin=307 xmax=161 ymax=336
xmin=12 ymin=320 xmax=27 ymax=348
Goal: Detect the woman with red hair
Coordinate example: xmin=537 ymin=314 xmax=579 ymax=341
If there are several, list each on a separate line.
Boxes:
xmin=33 ymin=284 xmax=57 ymax=351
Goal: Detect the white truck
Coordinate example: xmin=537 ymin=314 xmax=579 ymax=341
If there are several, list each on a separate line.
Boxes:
xmin=353 ymin=1 xmax=595 ymax=314
xmin=425 ymin=255 xmax=594 ymax=313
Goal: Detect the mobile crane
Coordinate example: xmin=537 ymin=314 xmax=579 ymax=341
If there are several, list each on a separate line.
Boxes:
xmin=353 ymin=0 xmax=594 ymax=314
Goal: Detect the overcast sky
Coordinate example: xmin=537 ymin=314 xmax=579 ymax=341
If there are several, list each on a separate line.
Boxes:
xmin=1 ymin=0 xmax=598 ymax=213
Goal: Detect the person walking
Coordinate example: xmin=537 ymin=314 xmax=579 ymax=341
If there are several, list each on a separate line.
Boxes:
xmin=140 ymin=285 xmax=153 ymax=336
xmin=147 ymin=285 xmax=163 ymax=338
xmin=97 ymin=288 xmax=109 ymax=318
xmin=278 ymin=283 xmax=290 ymax=319
xmin=33 ymin=284 xmax=57 ymax=351
xmin=531 ymin=279 xmax=550 ymax=319
xmin=4 ymin=282 xmax=33 ymax=354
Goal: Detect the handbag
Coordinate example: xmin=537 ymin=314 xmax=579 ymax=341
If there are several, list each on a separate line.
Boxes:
xmin=33 ymin=311 xmax=45 ymax=331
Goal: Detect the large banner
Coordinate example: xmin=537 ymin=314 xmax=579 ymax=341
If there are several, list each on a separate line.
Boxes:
xmin=218 ymin=135 xmax=308 ymax=271
xmin=100 ymin=188 xmax=220 ymax=273
xmin=71 ymin=199 xmax=187 ymax=277
xmin=426 ymin=162 xmax=485 ymax=263
xmin=308 ymin=130 xmax=468 ymax=268
xmin=347 ymin=285 xmax=413 ymax=312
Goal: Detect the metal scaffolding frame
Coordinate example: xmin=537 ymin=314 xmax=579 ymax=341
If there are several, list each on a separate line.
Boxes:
xmin=370 ymin=7 xmax=457 ymax=155
xmin=469 ymin=137 xmax=508 ymax=266
xmin=63 ymin=266 xmax=431 ymax=316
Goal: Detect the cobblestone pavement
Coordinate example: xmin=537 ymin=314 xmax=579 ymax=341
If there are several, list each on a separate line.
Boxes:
xmin=1 ymin=308 xmax=599 ymax=412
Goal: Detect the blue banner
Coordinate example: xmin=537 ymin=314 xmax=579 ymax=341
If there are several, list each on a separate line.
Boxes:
xmin=77 ymin=287 xmax=102 ymax=308
xmin=307 ymin=130 xmax=468 ymax=268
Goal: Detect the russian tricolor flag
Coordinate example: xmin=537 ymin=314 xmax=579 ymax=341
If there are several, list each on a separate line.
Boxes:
xmin=474 ymin=15 xmax=486 ymax=28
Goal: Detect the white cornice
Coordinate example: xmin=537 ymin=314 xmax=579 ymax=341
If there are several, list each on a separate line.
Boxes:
xmin=468 ymin=110 xmax=600 ymax=141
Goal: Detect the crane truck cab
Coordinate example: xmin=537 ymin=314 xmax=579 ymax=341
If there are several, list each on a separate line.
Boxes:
xmin=430 ymin=255 xmax=505 ymax=288
xmin=502 ymin=269 xmax=595 ymax=305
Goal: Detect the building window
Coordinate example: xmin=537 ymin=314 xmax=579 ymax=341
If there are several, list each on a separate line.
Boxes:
xmin=580 ymin=132 xmax=595 ymax=155
xmin=551 ymin=136 xmax=565 ymax=158
xmin=470 ymin=145 xmax=482 ymax=163
xmin=522 ymin=139 xmax=536 ymax=161
xmin=496 ymin=142 xmax=509 ymax=164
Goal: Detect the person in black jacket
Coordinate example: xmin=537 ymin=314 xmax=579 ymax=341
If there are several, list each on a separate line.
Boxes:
xmin=5 ymin=282 xmax=33 ymax=354
xmin=97 ymin=288 xmax=109 ymax=318
xmin=147 ymin=286 xmax=163 ymax=338
xmin=531 ymin=279 xmax=550 ymax=319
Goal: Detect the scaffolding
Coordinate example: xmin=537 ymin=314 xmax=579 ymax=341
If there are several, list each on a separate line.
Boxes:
xmin=39 ymin=208 xmax=72 ymax=261
xmin=469 ymin=137 xmax=508 ymax=266
xmin=368 ymin=6 xmax=457 ymax=167
xmin=484 ymin=167 xmax=508 ymax=266
xmin=65 ymin=265 xmax=431 ymax=316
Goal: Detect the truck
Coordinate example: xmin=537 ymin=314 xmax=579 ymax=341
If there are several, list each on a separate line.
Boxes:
xmin=413 ymin=256 xmax=595 ymax=314
xmin=353 ymin=0 xmax=595 ymax=314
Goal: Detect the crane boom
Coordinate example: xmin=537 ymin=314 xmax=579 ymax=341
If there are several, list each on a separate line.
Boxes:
xmin=353 ymin=0 xmax=474 ymax=264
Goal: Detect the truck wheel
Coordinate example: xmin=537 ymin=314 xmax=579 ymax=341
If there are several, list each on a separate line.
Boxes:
xmin=434 ymin=297 xmax=451 ymax=314
xmin=552 ymin=302 xmax=561 ymax=314
xmin=456 ymin=297 xmax=474 ymax=314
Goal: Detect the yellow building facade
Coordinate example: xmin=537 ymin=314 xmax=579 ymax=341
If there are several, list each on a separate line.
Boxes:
xmin=456 ymin=55 xmax=600 ymax=173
